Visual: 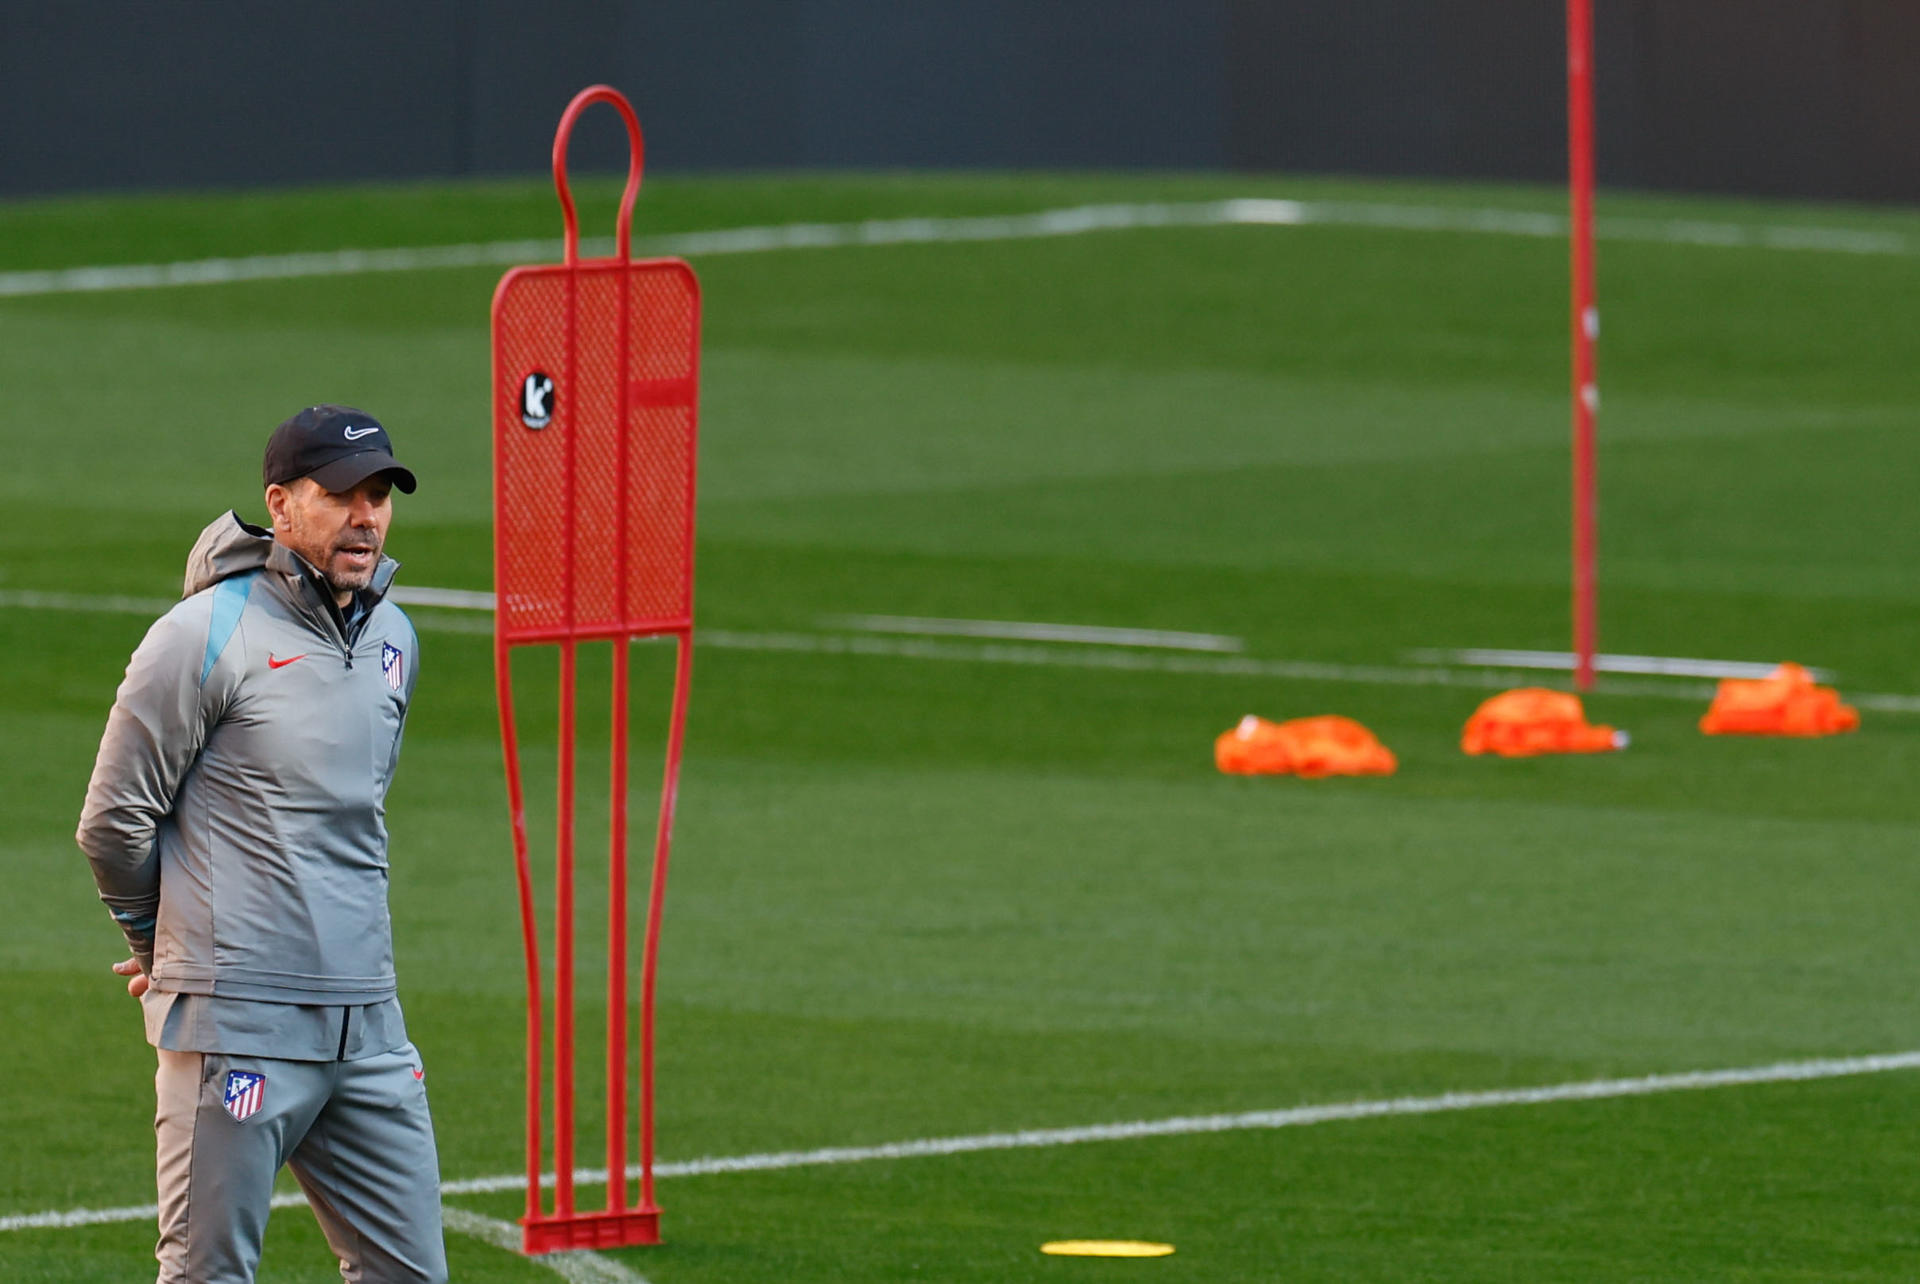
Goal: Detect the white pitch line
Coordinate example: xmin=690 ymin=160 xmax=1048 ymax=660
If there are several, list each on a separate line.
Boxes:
xmin=0 ymin=237 xmax=576 ymax=299
xmin=648 ymin=1048 xmax=1920 ymax=1179
xmin=10 ymin=1050 xmax=1920 ymax=1236
xmin=704 ymin=630 xmax=1920 ymax=713
xmin=1408 ymin=647 xmax=1835 ymax=683
xmin=9 ymin=587 xmax=1919 ymax=712
xmin=701 ymin=628 xmax=1760 ymax=707
xmin=0 ymin=1200 xmax=168 ymax=1232
xmin=0 ymin=587 xmax=178 ymax=615
xmin=0 ymin=586 xmax=496 ymax=614
xmin=0 ymin=197 xmax=1911 ymax=299
xmin=707 ymin=627 xmax=1600 ymax=692
xmin=7 ymin=1197 xmax=652 ymax=1281
xmin=389 ymin=585 xmax=498 ymax=610
xmin=439 ymin=1207 xmax=649 ymax=1284
xmin=818 ymin=613 xmax=1245 ymax=652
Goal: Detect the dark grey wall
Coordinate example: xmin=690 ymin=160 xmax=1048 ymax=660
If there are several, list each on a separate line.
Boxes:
xmin=1 ymin=1 xmax=1914 ymax=201
xmin=0 ymin=1 xmax=1225 ymax=194
xmin=1226 ymin=0 xmax=1920 ymax=203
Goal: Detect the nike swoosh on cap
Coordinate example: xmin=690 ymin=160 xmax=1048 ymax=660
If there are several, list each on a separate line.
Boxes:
xmin=342 ymin=426 xmax=380 ymax=441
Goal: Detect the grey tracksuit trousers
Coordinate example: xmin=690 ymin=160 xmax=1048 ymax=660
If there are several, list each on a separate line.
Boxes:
xmin=156 ymin=1044 xmax=446 ymax=1284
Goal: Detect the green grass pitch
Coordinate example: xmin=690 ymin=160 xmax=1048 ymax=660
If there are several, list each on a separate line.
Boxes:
xmin=3 ymin=170 xmax=1919 ymax=1280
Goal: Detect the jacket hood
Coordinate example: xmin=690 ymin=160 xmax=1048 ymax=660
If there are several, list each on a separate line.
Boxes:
xmin=183 ymin=512 xmax=273 ymax=597
xmin=182 ymin=511 xmax=399 ymax=600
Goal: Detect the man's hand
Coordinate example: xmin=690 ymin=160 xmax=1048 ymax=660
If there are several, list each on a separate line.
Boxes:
xmin=111 ymin=957 xmax=149 ymax=997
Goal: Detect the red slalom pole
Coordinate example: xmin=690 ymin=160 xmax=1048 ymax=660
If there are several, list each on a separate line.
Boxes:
xmin=638 ymin=629 xmax=692 ymax=1212
xmin=1568 ymin=0 xmax=1599 ymax=691
xmin=494 ymin=643 xmax=544 ymax=1229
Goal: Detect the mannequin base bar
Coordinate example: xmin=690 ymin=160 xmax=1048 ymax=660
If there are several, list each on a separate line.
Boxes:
xmin=523 ymin=1207 xmax=661 ymax=1254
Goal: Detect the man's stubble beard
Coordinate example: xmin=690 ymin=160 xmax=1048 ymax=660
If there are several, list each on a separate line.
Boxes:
xmin=285 ymin=513 xmax=382 ymax=596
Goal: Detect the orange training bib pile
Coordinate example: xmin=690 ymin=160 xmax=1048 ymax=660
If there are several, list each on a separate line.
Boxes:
xmin=1699 ymin=663 xmax=1857 ymax=736
xmin=1461 ymin=688 xmax=1624 ymax=757
xmin=1215 ymin=714 xmax=1398 ymax=778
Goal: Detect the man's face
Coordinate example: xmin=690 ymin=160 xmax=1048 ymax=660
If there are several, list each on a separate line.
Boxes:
xmin=265 ymin=475 xmax=395 ymax=603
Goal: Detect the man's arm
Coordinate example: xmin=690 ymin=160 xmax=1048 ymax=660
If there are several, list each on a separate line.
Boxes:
xmin=75 ymin=603 xmax=227 ymax=974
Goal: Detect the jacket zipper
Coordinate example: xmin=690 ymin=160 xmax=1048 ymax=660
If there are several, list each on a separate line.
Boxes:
xmin=328 ymin=595 xmax=354 ymax=669
xmin=298 ymin=575 xmax=355 ymax=668
xmin=279 ymin=556 xmax=371 ymax=668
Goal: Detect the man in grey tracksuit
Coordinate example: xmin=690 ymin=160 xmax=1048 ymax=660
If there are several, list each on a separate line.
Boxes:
xmin=76 ymin=405 xmax=447 ymax=1283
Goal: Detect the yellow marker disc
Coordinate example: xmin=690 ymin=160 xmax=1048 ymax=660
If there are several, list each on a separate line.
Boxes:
xmin=1040 ymin=1241 xmax=1175 ymax=1258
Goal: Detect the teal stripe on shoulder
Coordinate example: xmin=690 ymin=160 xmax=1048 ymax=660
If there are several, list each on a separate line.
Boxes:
xmin=201 ymin=569 xmax=260 ymax=686
xmin=390 ymin=604 xmax=419 ymax=690
xmin=392 ymin=604 xmax=419 ymax=653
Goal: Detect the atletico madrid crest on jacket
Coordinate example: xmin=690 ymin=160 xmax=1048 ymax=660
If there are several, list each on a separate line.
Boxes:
xmin=224 ymin=1070 xmax=267 ymax=1122
xmin=382 ymin=642 xmax=405 ymax=692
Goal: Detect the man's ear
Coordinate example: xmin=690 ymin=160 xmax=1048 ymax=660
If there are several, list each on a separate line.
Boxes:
xmin=264 ymin=482 xmax=292 ymax=531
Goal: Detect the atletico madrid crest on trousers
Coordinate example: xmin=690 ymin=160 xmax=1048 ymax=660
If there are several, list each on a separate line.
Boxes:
xmin=223 ymin=1070 xmax=267 ymax=1122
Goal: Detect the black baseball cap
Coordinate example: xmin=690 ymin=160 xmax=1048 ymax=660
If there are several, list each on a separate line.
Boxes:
xmin=263 ymin=404 xmax=418 ymax=494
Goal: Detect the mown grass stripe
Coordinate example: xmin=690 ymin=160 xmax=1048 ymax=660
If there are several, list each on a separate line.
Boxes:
xmin=9 ymin=1050 xmax=1918 ymax=1234
xmin=0 ymin=198 xmax=1909 ymax=299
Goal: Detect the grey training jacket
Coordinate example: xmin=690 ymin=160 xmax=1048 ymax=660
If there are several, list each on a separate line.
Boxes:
xmin=76 ymin=512 xmax=419 ymax=1006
